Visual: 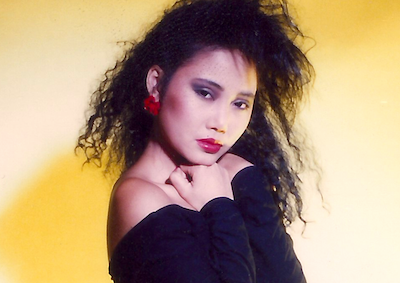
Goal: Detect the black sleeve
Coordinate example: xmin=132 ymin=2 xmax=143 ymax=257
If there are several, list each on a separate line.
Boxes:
xmin=109 ymin=199 xmax=255 ymax=283
xmin=232 ymin=166 xmax=307 ymax=283
xmin=201 ymin=198 xmax=255 ymax=283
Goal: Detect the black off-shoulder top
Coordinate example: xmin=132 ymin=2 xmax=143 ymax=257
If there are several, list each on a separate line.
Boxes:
xmin=109 ymin=166 xmax=306 ymax=283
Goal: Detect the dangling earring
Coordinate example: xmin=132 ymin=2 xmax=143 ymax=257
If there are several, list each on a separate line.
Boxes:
xmin=144 ymin=95 xmax=160 ymax=115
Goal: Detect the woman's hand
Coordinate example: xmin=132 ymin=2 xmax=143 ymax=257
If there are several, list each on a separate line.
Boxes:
xmin=169 ymin=163 xmax=233 ymax=211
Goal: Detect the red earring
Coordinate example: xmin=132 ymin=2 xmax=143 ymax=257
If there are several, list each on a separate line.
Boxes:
xmin=144 ymin=95 xmax=160 ymax=115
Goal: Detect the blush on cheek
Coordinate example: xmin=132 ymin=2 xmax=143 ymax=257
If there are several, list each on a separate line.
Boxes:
xmin=164 ymin=92 xmax=185 ymax=112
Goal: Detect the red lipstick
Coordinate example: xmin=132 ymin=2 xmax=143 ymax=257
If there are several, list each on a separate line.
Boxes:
xmin=197 ymin=138 xmax=223 ymax=154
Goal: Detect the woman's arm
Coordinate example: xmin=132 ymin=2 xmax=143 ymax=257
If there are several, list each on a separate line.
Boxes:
xmin=232 ymin=166 xmax=307 ymax=283
xmin=168 ymin=163 xmax=256 ymax=282
xmin=200 ymin=197 xmax=255 ymax=283
xmin=109 ymin=199 xmax=256 ymax=283
xmin=107 ymin=177 xmax=173 ymax=259
xmin=109 ymin=172 xmax=256 ymax=283
xmin=220 ymin=153 xmax=306 ymax=282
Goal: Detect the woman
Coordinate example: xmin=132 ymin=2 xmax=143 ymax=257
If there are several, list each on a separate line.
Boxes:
xmin=77 ymin=0 xmax=317 ymax=282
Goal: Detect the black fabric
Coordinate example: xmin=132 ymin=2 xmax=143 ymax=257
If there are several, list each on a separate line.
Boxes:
xmin=109 ymin=166 xmax=306 ymax=283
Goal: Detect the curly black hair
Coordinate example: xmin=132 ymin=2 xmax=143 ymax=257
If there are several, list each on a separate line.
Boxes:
xmin=77 ymin=0 xmax=319 ymax=226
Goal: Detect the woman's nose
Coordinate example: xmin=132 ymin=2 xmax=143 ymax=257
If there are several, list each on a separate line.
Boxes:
xmin=213 ymin=127 xmax=226 ymax=134
xmin=209 ymin=105 xmax=228 ymax=134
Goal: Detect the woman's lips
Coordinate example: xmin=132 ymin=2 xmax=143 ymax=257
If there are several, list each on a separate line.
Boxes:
xmin=196 ymin=138 xmax=223 ymax=154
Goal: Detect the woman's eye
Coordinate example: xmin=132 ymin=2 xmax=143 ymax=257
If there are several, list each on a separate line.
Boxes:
xmin=197 ymin=89 xmax=213 ymax=99
xmin=234 ymin=101 xmax=249 ymax=110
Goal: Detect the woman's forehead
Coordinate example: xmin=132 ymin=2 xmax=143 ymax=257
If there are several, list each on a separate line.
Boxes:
xmin=181 ymin=48 xmax=255 ymax=76
xmin=173 ymin=48 xmax=257 ymax=92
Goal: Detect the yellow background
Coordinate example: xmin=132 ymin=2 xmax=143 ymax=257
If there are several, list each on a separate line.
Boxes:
xmin=0 ymin=0 xmax=399 ymax=282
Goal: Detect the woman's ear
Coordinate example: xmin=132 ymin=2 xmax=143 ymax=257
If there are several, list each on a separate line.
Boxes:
xmin=146 ymin=65 xmax=164 ymax=101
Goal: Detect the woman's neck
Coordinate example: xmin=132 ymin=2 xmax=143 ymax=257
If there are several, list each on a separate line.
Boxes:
xmin=128 ymin=139 xmax=180 ymax=184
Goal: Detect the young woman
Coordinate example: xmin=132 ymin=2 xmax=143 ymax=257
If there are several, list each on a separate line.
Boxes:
xmin=77 ymin=0 xmax=317 ymax=282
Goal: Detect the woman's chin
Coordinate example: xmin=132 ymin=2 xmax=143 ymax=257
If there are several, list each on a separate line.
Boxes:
xmin=183 ymin=153 xmax=225 ymax=166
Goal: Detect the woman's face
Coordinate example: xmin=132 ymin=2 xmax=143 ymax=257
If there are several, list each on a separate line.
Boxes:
xmin=154 ymin=48 xmax=257 ymax=165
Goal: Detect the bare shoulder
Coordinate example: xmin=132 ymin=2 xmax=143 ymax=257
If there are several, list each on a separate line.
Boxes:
xmin=107 ymin=176 xmax=172 ymax=258
xmin=218 ymin=153 xmax=254 ymax=181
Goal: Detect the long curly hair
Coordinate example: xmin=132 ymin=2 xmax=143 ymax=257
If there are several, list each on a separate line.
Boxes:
xmin=77 ymin=0 xmax=318 ymax=226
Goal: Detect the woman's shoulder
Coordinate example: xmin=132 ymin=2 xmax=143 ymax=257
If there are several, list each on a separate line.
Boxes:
xmin=112 ymin=176 xmax=173 ymax=218
xmin=218 ymin=153 xmax=254 ymax=181
xmin=107 ymin=175 xmax=173 ymax=257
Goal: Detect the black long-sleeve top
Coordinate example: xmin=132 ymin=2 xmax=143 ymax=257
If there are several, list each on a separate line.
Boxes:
xmin=109 ymin=166 xmax=306 ymax=283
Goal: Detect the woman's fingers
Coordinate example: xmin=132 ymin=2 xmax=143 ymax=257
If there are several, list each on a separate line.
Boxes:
xmin=169 ymin=167 xmax=191 ymax=191
xmin=169 ymin=164 xmax=233 ymax=211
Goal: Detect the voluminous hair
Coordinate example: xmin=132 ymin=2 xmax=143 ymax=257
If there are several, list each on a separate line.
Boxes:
xmin=77 ymin=0 xmax=318 ymax=226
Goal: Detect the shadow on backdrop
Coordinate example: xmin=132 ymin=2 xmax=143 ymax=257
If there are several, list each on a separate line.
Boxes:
xmin=0 ymin=151 xmax=115 ymax=283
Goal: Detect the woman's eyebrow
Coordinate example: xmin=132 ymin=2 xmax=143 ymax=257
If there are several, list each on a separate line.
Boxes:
xmin=192 ymin=78 xmax=223 ymax=90
xmin=192 ymin=78 xmax=255 ymax=97
xmin=238 ymin=91 xmax=256 ymax=98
